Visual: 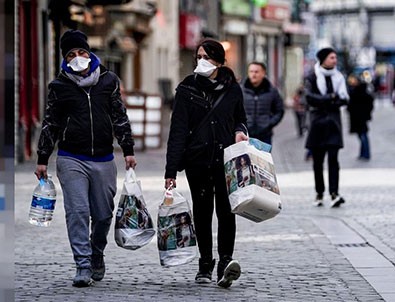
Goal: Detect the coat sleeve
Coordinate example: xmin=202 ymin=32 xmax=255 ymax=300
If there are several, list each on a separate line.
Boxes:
xmin=37 ymin=86 xmax=62 ymax=165
xmin=110 ymin=77 xmax=135 ymax=157
xmin=304 ymin=76 xmax=333 ymax=109
xmin=164 ymin=89 xmax=190 ymax=179
xmin=269 ymin=88 xmax=284 ymax=127
xmin=233 ymin=85 xmax=248 ymax=134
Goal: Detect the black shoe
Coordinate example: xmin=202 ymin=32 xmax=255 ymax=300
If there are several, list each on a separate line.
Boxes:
xmin=72 ymin=268 xmax=93 ymax=287
xmin=217 ymin=256 xmax=241 ymax=288
xmin=330 ymin=193 xmax=345 ymax=208
xmin=91 ymin=254 xmax=105 ymax=281
xmin=195 ymin=258 xmax=216 ymax=284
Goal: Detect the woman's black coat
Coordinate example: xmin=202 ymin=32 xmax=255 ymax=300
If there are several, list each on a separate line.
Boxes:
xmin=165 ymin=74 xmax=247 ymax=179
xmin=347 ymin=83 xmax=374 ymax=134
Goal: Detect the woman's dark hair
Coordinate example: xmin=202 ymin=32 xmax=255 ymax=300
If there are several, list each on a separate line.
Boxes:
xmin=195 ymin=38 xmax=225 ymax=65
xmin=194 ymin=38 xmax=237 ymax=86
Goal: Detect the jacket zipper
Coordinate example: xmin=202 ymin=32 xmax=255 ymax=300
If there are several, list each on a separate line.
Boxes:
xmin=81 ymin=87 xmax=94 ymax=155
xmin=254 ymin=94 xmax=258 ymax=127
xmin=62 ymin=117 xmax=70 ymax=141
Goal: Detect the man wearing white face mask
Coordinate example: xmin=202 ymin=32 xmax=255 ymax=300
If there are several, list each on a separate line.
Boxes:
xmin=34 ymin=29 xmax=136 ymax=287
xmin=165 ymin=38 xmax=248 ymax=288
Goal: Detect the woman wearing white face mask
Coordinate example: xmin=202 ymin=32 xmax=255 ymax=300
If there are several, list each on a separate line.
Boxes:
xmin=165 ymin=38 xmax=248 ymax=288
xmin=35 ymin=29 xmax=136 ymax=287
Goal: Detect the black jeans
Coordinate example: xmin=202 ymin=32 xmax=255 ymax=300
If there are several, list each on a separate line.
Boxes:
xmin=311 ymin=147 xmax=340 ymax=195
xmin=185 ymin=165 xmax=236 ymax=260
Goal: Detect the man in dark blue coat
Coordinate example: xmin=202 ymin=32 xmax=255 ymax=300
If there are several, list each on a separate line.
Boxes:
xmin=241 ymin=62 xmax=284 ymax=145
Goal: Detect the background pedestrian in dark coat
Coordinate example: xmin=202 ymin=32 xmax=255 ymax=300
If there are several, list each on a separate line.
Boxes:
xmin=347 ymin=74 xmax=374 ymax=160
xmin=292 ymin=84 xmax=308 ymax=137
xmin=241 ymin=62 xmax=284 ymax=145
xmin=304 ymin=47 xmax=349 ymax=208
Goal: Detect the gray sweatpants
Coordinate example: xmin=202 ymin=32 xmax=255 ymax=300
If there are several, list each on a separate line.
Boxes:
xmin=56 ymin=156 xmax=117 ymax=268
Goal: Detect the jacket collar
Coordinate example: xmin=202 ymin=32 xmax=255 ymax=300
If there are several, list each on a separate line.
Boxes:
xmin=243 ymin=77 xmax=271 ymax=92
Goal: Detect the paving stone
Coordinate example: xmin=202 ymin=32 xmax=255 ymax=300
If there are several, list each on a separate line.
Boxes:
xmin=14 ymin=104 xmax=395 ymax=301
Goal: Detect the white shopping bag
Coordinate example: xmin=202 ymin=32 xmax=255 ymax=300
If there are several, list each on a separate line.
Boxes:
xmin=114 ymin=169 xmax=155 ymax=250
xmin=157 ymin=187 xmax=197 ymax=266
xmin=224 ymin=139 xmax=282 ymax=223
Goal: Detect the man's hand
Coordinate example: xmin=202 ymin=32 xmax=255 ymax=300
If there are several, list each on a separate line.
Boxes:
xmin=125 ymin=155 xmax=137 ymax=170
xmin=235 ymin=131 xmax=249 ymax=143
xmin=35 ymin=165 xmax=48 ymax=180
xmin=165 ymin=178 xmax=176 ymax=189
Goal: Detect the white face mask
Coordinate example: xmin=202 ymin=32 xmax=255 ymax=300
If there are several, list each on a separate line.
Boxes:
xmin=67 ymin=56 xmax=91 ymax=72
xmin=194 ymin=59 xmax=217 ymax=77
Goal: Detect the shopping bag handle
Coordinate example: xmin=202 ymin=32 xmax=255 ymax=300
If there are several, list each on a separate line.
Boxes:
xmin=125 ymin=168 xmax=138 ymax=183
xmin=166 ymin=186 xmax=184 ymax=199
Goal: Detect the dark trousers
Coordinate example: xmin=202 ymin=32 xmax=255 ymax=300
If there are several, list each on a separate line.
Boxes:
xmin=185 ymin=165 xmax=236 ymax=260
xmin=311 ymin=147 xmax=340 ymax=195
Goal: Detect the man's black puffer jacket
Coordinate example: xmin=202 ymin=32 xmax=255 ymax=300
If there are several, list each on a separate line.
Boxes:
xmin=37 ymin=65 xmax=134 ymax=165
xmin=165 ymin=74 xmax=247 ymax=179
xmin=242 ymin=77 xmax=284 ymax=138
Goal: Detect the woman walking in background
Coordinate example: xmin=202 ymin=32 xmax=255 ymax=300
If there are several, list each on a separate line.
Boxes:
xmin=347 ymin=74 xmax=374 ymax=161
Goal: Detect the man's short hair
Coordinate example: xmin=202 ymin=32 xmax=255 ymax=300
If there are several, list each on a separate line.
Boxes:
xmin=248 ymin=61 xmax=267 ymax=71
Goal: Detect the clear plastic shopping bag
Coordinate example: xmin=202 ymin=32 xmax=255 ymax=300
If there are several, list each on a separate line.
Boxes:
xmin=157 ymin=186 xmax=197 ymax=266
xmin=114 ymin=169 xmax=155 ymax=250
xmin=224 ymin=139 xmax=282 ymax=223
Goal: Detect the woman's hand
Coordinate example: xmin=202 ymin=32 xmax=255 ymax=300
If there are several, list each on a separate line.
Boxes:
xmin=165 ymin=178 xmax=176 ymax=189
xmin=235 ymin=131 xmax=248 ymax=143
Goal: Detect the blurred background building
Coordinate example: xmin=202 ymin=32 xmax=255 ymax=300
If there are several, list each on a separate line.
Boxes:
xmin=12 ymin=0 xmax=395 ymax=163
xmin=309 ymin=0 xmax=395 ymax=99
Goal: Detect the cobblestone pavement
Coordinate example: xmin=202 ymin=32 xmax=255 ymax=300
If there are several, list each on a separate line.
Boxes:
xmin=14 ymin=100 xmax=395 ymax=301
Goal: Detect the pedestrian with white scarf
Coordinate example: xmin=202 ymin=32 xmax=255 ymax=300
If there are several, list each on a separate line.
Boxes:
xmin=304 ymin=47 xmax=349 ymax=208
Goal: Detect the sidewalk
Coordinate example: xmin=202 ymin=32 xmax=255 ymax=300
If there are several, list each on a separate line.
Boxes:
xmin=14 ymin=101 xmax=395 ymax=301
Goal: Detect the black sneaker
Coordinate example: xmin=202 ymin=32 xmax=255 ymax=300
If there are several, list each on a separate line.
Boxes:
xmin=91 ymin=254 xmax=105 ymax=281
xmin=330 ymin=194 xmax=345 ymax=208
xmin=195 ymin=258 xmax=216 ymax=283
xmin=217 ymin=256 xmax=241 ymax=288
xmin=72 ymin=268 xmax=93 ymax=287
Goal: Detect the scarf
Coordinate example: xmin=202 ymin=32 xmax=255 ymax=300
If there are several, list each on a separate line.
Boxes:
xmin=195 ymin=66 xmax=235 ymax=93
xmin=61 ymin=52 xmax=101 ymax=87
xmin=64 ymin=67 xmax=100 ymax=87
xmin=314 ymin=62 xmax=349 ymax=100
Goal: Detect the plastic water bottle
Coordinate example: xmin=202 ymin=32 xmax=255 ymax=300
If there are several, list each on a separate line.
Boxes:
xmin=29 ymin=175 xmax=57 ymax=227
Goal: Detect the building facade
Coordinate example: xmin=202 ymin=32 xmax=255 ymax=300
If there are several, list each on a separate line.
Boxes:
xmin=15 ymin=0 xmax=311 ymax=162
xmin=310 ymin=0 xmax=395 ymax=96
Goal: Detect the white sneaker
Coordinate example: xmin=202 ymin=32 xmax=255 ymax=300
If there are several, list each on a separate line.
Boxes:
xmin=330 ymin=194 xmax=345 ymax=208
xmin=313 ymin=194 xmax=323 ymax=207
